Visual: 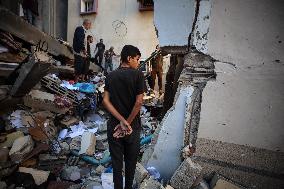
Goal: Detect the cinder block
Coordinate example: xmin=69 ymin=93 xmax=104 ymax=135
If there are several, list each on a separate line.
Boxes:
xmin=170 ymin=158 xmax=202 ymax=189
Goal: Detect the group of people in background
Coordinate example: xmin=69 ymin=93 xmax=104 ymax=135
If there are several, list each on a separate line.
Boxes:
xmin=72 ymin=19 xmax=118 ymax=81
xmin=72 ymin=19 xmax=165 ymax=189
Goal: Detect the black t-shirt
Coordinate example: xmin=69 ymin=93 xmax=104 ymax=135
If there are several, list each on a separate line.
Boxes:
xmin=96 ymin=42 xmax=105 ymax=54
xmin=105 ymin=67 xmax=144 ymax=130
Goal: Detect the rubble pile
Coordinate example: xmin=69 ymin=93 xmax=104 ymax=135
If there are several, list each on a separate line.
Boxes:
xmin=0 ymin=67 xmax=160 ymax=188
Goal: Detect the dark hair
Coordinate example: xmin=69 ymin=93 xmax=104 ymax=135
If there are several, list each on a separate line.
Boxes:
xmin=120 ymin=45 xmax=141 ymax=63
xmin=87 ymin=35 xmax=93 ymax=40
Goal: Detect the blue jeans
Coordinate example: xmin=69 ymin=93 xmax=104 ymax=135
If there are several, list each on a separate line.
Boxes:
xmin=105 ymin=59 xmax=113 ymax=73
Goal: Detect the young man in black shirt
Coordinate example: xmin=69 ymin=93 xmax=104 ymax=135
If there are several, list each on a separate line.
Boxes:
xmin=103 ymin=45 xmax=144 ymax=189
xmin=94 ymin=39 xmax=105 ymax=71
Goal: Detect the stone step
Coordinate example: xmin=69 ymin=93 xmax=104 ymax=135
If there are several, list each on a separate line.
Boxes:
xmin=193 ymin=138 xmax=284 ymax=189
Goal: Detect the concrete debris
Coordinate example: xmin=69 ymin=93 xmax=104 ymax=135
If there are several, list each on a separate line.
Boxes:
xmin=28 ymin=116 xmax=57 ymax=142
xmin=182 ymin=145 xmax=192 ymax=159
xmin=95 ymin=165 xmax=106 ymax=175
xmin=194 ymin=180 xmax=210 ymax=189
xmin=67 ymin=156 xmax=80 ymax=166
xmin=69 ymin=136 xmax=82 ymax=151
xmin=0 ymin=131 xmax=24 ymax=148
xmin=61 ymin=166 xmax=82 ymax=181
xmin=18 ymin=167 xmax=50 ymax=185
xmin=9 ymin=135 xmax=34 ymax=162
xmin=210 ymin=174 xmax=245 ymax=189
xmin=10 ymin=53 xmax=53 ymax=97
xmin=60 ymin=116 xmax=79 ymax=127
xmin=79 ymin=132 xmax=96 ymax=155
xmin=139 ymin=177 xmax=164 ymax=189
xmin=85 ymin=182 xmax=103 ymax=189
xmin=24 ymin=90 xmax=70 ymax=114
xmin=170 ymin=158 xmax=203 ymax=189
xmin=0 ymin=147 xmax=9 ymax=163
xmin=135 ymin=163 xmax=149 ymax=185
xmin=0 ymin=7 xmax=73 ymax=59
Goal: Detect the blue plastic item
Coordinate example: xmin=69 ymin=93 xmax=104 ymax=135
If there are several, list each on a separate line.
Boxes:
xmin=140 ymin=134 xmax=153 ymax=145
xmin=104 ymin=167 xmax=113 ymax=173
xmin=74 ymin=82 xmax=96 ymax=93
xmin=71 ymin=150 xmax=111 ymax=165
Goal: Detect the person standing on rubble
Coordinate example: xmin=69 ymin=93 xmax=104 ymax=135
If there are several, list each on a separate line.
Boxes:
xmin=103 ymin=45 xmax=144 ymax=189
xmin=84 ymin=35 xmax=94 ymax=80
xmin=21 ymin=0 xmax=38 ymax=25
xmin=73 ymin=19 xmax=91 ymax=82
xmin=94 ymin=39 xmax=105 ymax=72
xmin=104 ymin=46 xmax=118 ymax=75
xmin=150 ymin=45 xmax=163 ymax=95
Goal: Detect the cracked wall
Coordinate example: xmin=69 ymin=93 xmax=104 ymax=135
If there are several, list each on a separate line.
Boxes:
xmin=198 ymin=0 xmax=284 ymax=152
xmin=154 ymin=0 xmax=284 ymax=152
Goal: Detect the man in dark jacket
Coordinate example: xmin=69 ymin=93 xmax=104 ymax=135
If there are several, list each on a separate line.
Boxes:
xmin=73 ymin=19 xmax=91 ymax=81
xmin=94 ymin=39 xmax=105 ymax=71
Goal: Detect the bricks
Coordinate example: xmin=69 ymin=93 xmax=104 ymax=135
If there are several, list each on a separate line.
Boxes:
xmin=170 ymin=158 xmax=202 ymax=189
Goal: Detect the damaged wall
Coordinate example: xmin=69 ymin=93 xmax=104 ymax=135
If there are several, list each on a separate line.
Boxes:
xmin=197 ymin=0 xmax=284 ymax=152
xmin=154 ymin=0 xmax=284 ymax=151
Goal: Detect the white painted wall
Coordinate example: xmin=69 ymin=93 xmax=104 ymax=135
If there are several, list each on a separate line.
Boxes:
xmin=154 ymin=0 xmax=284 ymax=152
xmin=67 ymin=0 xmax=158 ymax=69
xmin=154 ymin=0 xmax=196 ymax=47
xmin=198 ymin=0 xmax=284 ymax=152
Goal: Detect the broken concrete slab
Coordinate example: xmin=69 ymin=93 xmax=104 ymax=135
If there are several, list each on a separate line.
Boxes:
xmin=170 ymin=158 xmax=203 ymax=189
xmin=0 ymin=131 xmax=24 ymax=148
xmin=18 ymin=167 xmax=50 ymax=185
xmin=0 ymin=7 xmax=73 ymax=59
xmin=139 ymin=177 xmax=163 ymax=189
xmin=145 ymin=86 xmax=194 ymax=180
xmin=79 ymin=132 xmax=96 ymax=156
xmin=9 ymin=54 xmax=53 ymax=97
xmin=9 ymin=135 xmax=34 ymax=162
xmin=135 ymin=163 xmax=149 ymax=185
